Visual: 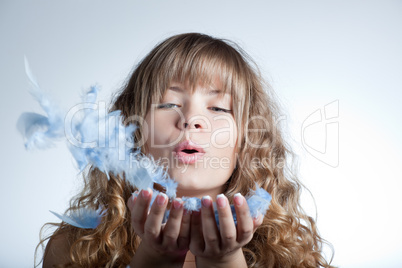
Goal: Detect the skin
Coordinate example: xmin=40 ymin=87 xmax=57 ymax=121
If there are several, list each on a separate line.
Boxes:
xmin=143 ymin=81 xmax=238 ymax=199
xmin=128 ymin=81 xmax=263 ymax=267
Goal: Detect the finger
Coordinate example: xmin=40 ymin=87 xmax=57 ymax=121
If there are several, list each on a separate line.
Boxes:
xmin=252 ymin=213 xmax=264 ymax=232
xmin=189 ymin=210 xmax=204 ymax=256
xmin=201 ymin=196 xmax=220 ymax=253
xmin=233 ymin=193 xmax=254 ymax=245
xmin=162 ymin=198 xmax=184 ymax=248
xmin=216 ymin=194 xmax=237 ymax=248
xmin=178 ymin=208 xmax=191 ymax=251
xmin=130 ymin=188 xmax=152 ymax=237
xmin=127 ymin=190 xmax=139 ymax=211
xmin=144 ymin=192 xmax=168 ymax=242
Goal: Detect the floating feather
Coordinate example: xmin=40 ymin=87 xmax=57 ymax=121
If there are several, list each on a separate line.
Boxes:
xmin=17 ymin=58 xmax=64 ymax=150
xmin=50 ymin=207 xmax=106 ymax=229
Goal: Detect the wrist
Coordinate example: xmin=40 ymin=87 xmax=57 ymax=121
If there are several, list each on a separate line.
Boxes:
xmin=196 ymin=248 xmax=247 ymax=268
xmin=130 ymin=242 xmax=187 ymax=268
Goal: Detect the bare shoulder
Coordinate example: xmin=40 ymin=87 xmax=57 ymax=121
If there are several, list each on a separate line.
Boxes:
xmin=43 ymin=233 xmax=76 ymax=268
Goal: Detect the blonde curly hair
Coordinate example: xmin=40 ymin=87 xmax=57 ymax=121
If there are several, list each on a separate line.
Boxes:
xmin=36 ymin=33 xmax=334 ymax=267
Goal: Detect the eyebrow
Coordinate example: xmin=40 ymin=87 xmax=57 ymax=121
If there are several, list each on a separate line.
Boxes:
xmin=207 ymin=89 xmax=225 ymax=96
xmin=168 ymin=86 xmax=228 ymax=96
xmin=168 ymin=86 xmax=184 ymax=93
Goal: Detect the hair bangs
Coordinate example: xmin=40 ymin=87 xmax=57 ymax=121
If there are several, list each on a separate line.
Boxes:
xmin=151 ymin=35 xmax=249 ymax=103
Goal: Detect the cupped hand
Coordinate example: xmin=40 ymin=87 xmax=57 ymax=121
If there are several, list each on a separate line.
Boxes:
xmin=189 ymin=193 xmax=263 ymax=267
xmin=127 ymin=189 xmax=191 ymax=267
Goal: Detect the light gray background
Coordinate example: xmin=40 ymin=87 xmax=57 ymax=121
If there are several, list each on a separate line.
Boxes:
xmin=1 ymin=1 xmax=401 ymax=267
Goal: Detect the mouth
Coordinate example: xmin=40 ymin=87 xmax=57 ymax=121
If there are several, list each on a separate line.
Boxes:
xmin=174 ymin=140 xmax=205 ymax=164
xmin=181 ymin=149 xmax=200 ymax=154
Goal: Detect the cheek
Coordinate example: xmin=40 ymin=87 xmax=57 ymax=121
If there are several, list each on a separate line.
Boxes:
xmin=145 ymin=112 xmax=178 ymax=144
xmin=210 ymin=116 xmax=237 ymax=149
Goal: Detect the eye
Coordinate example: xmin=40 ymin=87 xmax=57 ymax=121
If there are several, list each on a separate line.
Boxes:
xmin=209 ymin=107 xmax=232 ymax=113
xmin=157 ymin=103 xmax=180 ymax=109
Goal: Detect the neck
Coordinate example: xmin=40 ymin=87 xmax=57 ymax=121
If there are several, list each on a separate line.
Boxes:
xmin=183 ymin=252 xmax=196 ymax=268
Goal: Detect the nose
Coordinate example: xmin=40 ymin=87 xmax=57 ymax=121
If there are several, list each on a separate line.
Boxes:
xmin=179 ymin=104 xmax=208 ymax=130
xmin=183 ymin=122 xmax=202 ymax=129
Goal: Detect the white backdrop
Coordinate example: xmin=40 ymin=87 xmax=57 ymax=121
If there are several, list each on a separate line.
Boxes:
xmin=1 ymin=1 xmax=401 ymax=267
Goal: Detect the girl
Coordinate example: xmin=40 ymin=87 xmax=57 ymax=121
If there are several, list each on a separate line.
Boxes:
xmin=38 ymin=33 xmax=333 ymax=267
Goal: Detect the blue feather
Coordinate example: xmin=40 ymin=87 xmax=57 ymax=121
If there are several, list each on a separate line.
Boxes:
xmin=50 ymin=207 xmax=106 ymax=229
xmin=182 ymin=197 xmax=202 ymax=211
xmin=246 ymin=184 xmax=272 ymax=218
xmin=17 ymin=59 xmax=64 ymax=150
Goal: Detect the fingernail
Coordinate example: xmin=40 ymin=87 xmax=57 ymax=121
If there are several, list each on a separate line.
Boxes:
xmin=156 ymin=193 xmax=167 ymax=206
xmin=216 ymin=194 xmax=227 ymax=208
xmin=173 ymin=198 xmax=182 ymax=210
xmin=201 ymin=196 xmax=212 ymax=208
xmin=234 ymin=193 xmax=243 ymax=207
xmin=141 ymin=188 xmax=152 ymax=199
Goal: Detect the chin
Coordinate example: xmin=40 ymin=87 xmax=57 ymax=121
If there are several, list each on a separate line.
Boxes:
xmin=169 ymin=167 xmax=230 ymax=197
xmin=169 ymin=168 xmax=200 ymax=186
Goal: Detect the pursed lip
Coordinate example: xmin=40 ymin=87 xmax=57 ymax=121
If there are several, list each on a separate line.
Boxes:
xmin=174 ymin=140 xmax=205 ymax=154
xmin=173 ymin=140 xmax=205 ymax=164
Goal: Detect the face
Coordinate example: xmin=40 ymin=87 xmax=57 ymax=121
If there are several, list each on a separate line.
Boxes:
xmin=144 ymin=80 xmax=238 ymax=199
